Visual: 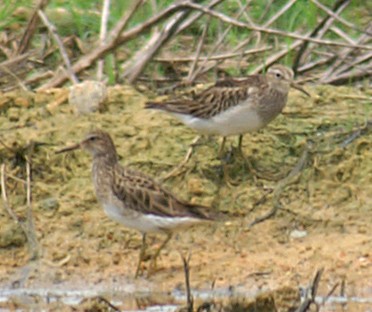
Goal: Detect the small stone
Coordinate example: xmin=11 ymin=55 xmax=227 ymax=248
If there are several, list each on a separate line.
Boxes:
xmin=69 ymin=80 xmax=107 ymax=114
xmin=39 ymin=197 xmax=60 ymax=211
xmin=0 ymin=223 xmax=27 ymax=248
xmin=7 ymin=107 xmax=20 ymax=121
xmin=187 ymin=178 xmax=204 ymax=195
xmin=289 ymin=229 xmax=308 ymax=239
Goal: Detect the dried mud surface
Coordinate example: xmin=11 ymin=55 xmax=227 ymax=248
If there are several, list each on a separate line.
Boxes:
xmin=0 ymin=84 xmax=371 ymax=310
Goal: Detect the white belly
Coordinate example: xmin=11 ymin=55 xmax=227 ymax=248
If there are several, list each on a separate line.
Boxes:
xmin=172 ymin=104 xmax=264 ymax=136
xmin=103 ymin=203 xmax=201 ymax=233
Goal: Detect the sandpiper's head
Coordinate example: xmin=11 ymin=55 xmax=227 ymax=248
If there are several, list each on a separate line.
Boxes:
xmin=267 ymin=64 xmax=310 ymax=97
xmin=56 ymin=129 xmax=117 ymax=159
xmin=266 ymin=65 xmax=294 ymax=94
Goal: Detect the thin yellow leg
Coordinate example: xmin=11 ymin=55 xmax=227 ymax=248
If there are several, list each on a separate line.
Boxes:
xmin=135 ymin=233 xmax=147 ymax=278
xmin=218 ymin=136 xmax=226 ymax=159
xmin=149 ymin=233 xmax=172 ymax=274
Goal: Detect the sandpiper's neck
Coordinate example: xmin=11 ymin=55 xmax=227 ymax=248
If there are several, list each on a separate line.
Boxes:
xmin=91 ymin=154 xmax=117 ymax=202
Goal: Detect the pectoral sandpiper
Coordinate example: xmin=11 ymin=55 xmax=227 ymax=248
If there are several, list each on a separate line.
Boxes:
xmin=56 ymin=129 xmax=215 ymax=277
xmin=145 ymin=64 xmax=310 ymax=181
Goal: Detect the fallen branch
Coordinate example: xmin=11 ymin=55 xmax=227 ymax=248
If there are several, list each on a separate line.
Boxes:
xmin=38 ymin=9 xmax=79 ymax=84
xmin=122 ymin=3 xmax=196 ymax=83
xmin=182 ymin=2 xmax=372 ymax=50
xmin=296 ymin=268 xmax=324 ymax=312
xmin=17 ymin=0 xmax=50 ymax=55
xmin=38 ymin=0 xmax=187 ymax=90
xmin=180 ymin=252 xmax=193 ymax=312
xmin=154 ymin=47 xmax=271 ymax=63
xmin=249 ymin=142 xmax=311 ymax=227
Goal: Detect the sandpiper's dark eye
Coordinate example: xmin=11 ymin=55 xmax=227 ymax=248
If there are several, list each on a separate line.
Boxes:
xmin=275 ymin=72 xmax=282 ymax=78
xmin=88 ymin=136 xmax=97 ymax=141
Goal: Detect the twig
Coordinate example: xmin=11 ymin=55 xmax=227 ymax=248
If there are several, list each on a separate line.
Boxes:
xmin=293 ymin=0 xmax=350 ymax=73
xmin=189 ymin=1 xmax=252 ymax=82
xmin=321 ymin=23 xmax=372 ymax=82
xmin=17 ymin=0 xmax=50 ymax=55
xmin=38 ymin=0 xmax=190 ymax=90
xmin=249 ymin=143 xmax=310 ymax=227
xmin=97 ymin=0 xmax=111 ymax=81
xmin=181 ymin=252 xmax=193 ymax=312
xmin=161 ymin=135 xmax=201 ymax=181
xmin=0 ymin=64 xmax=28 ymax=91
xmin=296 ymin=268 xmax=324 ymax=312
xmin=1 ymin=164 xmax=21 ymax=224
xmin=175 ymin=0 xmax=223 ymax=36
xmin=122 ymin=4 xmax=194 ymax=83
xmin=154 ymin=47 xmax=271 ymax=63
xmin=25 ymin=157 xmax=40 ymax=260
xmin=182 ymin=2 xmax=372 ymax=50
xmin=323 ymin=64 xmax=372 ymax=84
xmin=340 ymin=120 xmax=372 ymax=148
xmin=37 ymin=9 xmax=79 ymax=84
xmin=310 ymin=0 xmax=372 ymax=36
xmin=187 ymin=19 xmax=209 ymax=81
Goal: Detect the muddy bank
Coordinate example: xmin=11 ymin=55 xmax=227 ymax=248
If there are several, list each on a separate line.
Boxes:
xmin=0 ymin=84 xmax=371 ymax=310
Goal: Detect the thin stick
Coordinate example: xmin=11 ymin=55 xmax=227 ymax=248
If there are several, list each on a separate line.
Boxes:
xmin=17 ymin=0 xmax=50 ymax=55
xmin=1 ymin=164 xmax=20 ymax=224
xmin=97 ymin=0 xmax=111 ymax=81
xmin=310 ymin=0 xmax=372 ymax=36
xmin=187 ymin=19 xmax=209 ymax=81
xmin=296 ymin=268 xmax=324 ymax=312
xmin=39 ymin=0 xmax=189 ymax=90
xmin=189 ymin=1 xmax=251 ymax=82
xmin=249 ymin=143 xmax=310 ymax=227
xmin=25 ymin=157 xmax=40 ymax=260
xmin=181 ymin=252 xmax=193 ymax=312
xmin=154 ymin=47 xmax=271 ymax=63
xmin=37 ymin=10 xmax=79 ymax=84
xmin=183 ymin=2 xmax=372 ymax=50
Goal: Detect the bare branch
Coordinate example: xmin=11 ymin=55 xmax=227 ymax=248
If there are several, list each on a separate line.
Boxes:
xmin=310 ymin=0 xmax=372 ymax=36
xmin=37 ymin=0 xmax=189 ymax=90
xmin=97 ymin=0 xmax=111 ymax=81
xmin=17 ymin=0 xmax=50 ymax=55
xmin=182 ymin=2 xmax=372 ymax=50
xmin=38 ymin=9 xmax=79 ymax=84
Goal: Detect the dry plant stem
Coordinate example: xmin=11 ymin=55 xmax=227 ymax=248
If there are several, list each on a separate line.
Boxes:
xmin=293 ymin=0 xmax=350 ymax=73
xmin=161 ymin=135 xmax=201 ymax=181
xmin=189 ymin=1 xmax=251 ymax=82
xmin=38 ymin=0 xmax=193 ymax=90
xmin=123 ymin=6 xmax=194 ymax=83
xmin=330 ymin=26 xmax=356 ymax=45
xmin=249 ymin=144 xmax=310 ymax=227
xmin=25 ymin=158 xmax=40 ymax=260
xmin=175 ymin=0 xmax=223 ymax=35
xmin=321 ymin=23 xmax=372 ymax=82
xmin=183 ymin=2 xmax=372 ymax=50
xmin=1 ymin=164 xmax=21 ymax=224
xmin=310 ymin=0 xmax=372 ymax=36
xmin=264 ymin=0 xmax=297 ymax=27
xmin=37 ymin=10 xmax=79 ymax=84
xmin=324 ymin=64 xmax=372 ymax=85
xmin=0 ymin=65 xmax=28 ymax=91
xmin=187 ymin=20 xmax=209 ymax=81
xmin=154 ymin=47 xmax=271 ymax=63
xmin=97 ymin=0 xmax=111 ymax=81
xmin=181 ymin=252 xmax=193 ymax=312
xmin=295 ymin=268 xmax=324 ymax=312
xmin=17 ymin=0 xmax=50 ymax=55
xmin=1 ymin=163 xmax=40 ymax=260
